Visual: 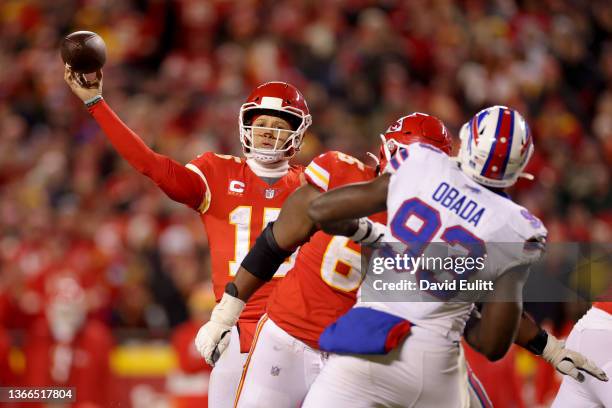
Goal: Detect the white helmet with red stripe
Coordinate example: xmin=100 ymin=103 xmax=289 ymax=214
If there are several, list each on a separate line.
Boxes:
xmin=457 ymin=106 xmax=534 ymax=188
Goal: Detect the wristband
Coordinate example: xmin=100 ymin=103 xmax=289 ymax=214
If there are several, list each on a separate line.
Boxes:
xmin=84 ymin=95 xmax=103 ymax=108
xmin=225 ymin=282 xmax=239 ymax=297
xmin=241 ymin=222 xmax=293 ymax=281
xmin=525 ymin=328 xmax=548 ymax=355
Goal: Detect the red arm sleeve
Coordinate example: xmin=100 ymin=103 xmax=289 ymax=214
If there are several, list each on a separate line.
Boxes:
xmin=88 ymin=100 xmax=206 ymax=211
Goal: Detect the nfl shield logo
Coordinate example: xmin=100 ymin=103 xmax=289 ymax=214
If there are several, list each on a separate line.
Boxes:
xmin=265 ymin=188 xmax=275 ymax=199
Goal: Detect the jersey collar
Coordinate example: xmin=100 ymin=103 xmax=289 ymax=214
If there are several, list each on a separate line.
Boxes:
xmin=246 ymin=158 xmax=290 ymax=178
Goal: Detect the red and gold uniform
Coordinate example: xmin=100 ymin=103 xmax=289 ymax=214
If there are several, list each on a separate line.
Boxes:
xmin=187 ymin=152 xmax=302 ymax=349
xmin=234 ymin=151 xmax=385 ymax=407
xmin=88 ymin=101 xmax=302 ymax=351
xmin=86 ymin=98 xmax=305 ymax=408
xmin=266 ymin=151 xmax=385 ymax=348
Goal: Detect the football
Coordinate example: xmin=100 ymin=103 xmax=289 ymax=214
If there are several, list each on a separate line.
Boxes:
xmin=60 ymin=31 xmax=106 ymax=73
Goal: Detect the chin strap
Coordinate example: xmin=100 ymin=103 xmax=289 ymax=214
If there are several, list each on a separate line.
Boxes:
xmin=246 ymin=158 xmax=290 ymax=178
xmin=366 ymin=152 xmax=380 ymax=167
xmin=380 ymin=134 xmax=392 ymax=163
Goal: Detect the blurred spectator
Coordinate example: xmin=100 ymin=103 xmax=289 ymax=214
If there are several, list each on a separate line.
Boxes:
xmin=167 ymin=284 xmax=215 ymax=408
xmin=0 ymin=326 xmax=13 ymax=386
xmin=22 ymin=276 xmax=113 ymax=407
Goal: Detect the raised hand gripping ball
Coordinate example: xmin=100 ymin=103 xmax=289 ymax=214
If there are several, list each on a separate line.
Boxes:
xmin=60 ymin=31 xmax=106 ymax=73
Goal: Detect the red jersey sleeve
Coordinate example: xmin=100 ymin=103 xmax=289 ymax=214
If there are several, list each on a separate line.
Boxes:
xmin=185 ymin=152 xmax=222 ymax=213
xmin=305 ymin=151 xmax=373 ymax=191
xmin=88 ymin=100 xmax=206 ymax=211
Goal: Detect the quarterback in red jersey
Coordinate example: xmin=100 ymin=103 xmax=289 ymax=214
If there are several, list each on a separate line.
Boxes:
xmin=64 ymin=67 xmax=311 ymax=407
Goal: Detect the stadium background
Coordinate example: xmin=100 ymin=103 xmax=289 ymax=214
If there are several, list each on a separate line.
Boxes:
xmin=0 ymin=0 xmax=610 ymax=406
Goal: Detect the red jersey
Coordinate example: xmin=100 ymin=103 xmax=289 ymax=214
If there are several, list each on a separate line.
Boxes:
xmin=87 ymin=101 xmax=304 ymax=352
xmin=266 ymin=151 xmax=386 ymax=348
xmin=593 ymin=302 xmax=612 ymax=315
xmin=187 ymin=152 xmax=303 ymax=351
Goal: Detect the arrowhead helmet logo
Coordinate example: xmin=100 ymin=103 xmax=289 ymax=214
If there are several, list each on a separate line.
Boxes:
xmin=387 ymin=118 xmax=403 ymax=132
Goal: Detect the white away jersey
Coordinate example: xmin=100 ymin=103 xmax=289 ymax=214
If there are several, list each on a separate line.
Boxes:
xmin=361 ymin=143 xmax=547 ymax=341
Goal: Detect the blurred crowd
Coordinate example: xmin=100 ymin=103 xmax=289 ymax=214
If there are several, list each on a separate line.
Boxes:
xmin=0 ymin=0 xmax=611 ymax=405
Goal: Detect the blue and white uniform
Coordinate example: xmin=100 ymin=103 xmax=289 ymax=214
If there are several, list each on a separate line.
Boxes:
xmin=304 ymin=143 xmax=547 ymax=408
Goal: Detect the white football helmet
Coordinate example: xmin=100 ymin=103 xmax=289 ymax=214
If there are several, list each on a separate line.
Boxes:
xmin=457 ymin=106 xmax=534 ymax=188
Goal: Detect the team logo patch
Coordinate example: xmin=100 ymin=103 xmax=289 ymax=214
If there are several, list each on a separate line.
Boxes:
xmin=265 ymin=188 xmax=275 ymax=199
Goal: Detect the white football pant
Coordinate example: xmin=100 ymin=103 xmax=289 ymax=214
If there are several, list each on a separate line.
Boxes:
xmin=551 ymin=307 xmax=612 ymax=408
xmin=302 ymin=325 xmax=491 ymax=408
xmin=208 ymin=326 xmax=247 ymax=408
xmin=234 ymin=315 xmax=328 ymax=408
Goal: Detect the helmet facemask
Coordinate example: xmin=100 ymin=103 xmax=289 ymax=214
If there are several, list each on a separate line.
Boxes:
xmin=239 ymin=106 xmax=312 ymax=164
xmin=377 ymin=135 xmax=399 ymax=174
